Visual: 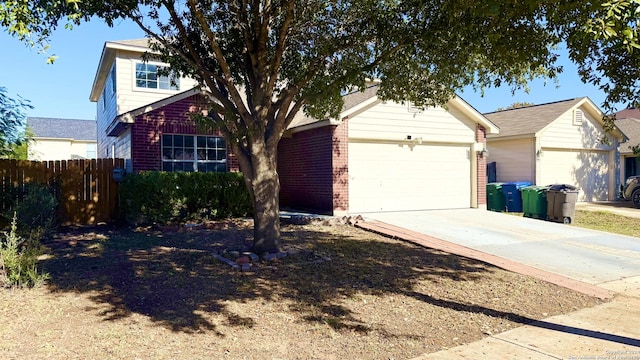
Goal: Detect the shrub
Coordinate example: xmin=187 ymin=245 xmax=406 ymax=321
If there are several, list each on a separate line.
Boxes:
xmin=8 ymin=183 xmax=58 ymax=238
xmin=0 ymin=213 xmax=49 ymax=288
xmin=120 ymin=171 xmax=252 ymax=225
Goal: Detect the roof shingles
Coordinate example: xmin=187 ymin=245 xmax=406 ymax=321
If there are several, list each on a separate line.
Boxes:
xmin=484 ymin=98 xmax=584 ymax=138
xmin=27 ymin=117 xmax=97 ymax=141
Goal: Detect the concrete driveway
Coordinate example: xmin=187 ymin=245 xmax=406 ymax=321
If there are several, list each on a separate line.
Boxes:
xmin=364 ymin=209 xmax=640 ymax=285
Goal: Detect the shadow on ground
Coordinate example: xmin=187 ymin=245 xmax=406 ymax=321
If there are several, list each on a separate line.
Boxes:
xmin=39 ymin=220 xmax=601 ymax=342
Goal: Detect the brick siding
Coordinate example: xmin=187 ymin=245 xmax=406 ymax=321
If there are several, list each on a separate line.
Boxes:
xmin=130 ymin=94 xmax=239 ymax=172
xmin=278 ymin=125 xmax=337 ymax=214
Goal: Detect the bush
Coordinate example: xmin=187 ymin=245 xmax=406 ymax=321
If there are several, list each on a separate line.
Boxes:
xmin=120 ymin=171 xmax=252 ymax=225
xmin=2 ymin=183 xmax=58 ymax=238
xmin=0 ymin=213 xmax=49 ymax=288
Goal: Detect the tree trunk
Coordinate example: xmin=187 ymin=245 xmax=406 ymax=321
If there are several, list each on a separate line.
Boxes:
xmin=245 ymin=143 xmax=282 ymax=255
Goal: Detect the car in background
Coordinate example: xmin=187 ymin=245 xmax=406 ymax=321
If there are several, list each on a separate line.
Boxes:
xmin=622 ymin=176 xmax=640 ymax=208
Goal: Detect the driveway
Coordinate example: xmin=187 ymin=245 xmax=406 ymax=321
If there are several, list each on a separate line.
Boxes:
xmin=364 ymin=209 xmax=640 ymax=285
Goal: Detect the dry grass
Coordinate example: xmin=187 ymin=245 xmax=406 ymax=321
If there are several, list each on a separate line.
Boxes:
xmin=0 ymin=221 xmax=603 ymax=359
xmin=572 ymin=210 xmax=640 ymax=238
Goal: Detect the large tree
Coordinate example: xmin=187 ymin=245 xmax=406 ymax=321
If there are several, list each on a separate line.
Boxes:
xmin=0 ymin=87 xmax=32 ymax=158
xmin=6 ymin=0 xmax=640 ymax=253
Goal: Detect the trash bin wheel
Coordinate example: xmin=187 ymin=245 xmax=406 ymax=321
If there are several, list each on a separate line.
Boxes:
xmin=563 ymin=217 xmax=571 ymax=224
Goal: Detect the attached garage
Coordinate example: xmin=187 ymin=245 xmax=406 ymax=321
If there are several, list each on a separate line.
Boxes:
xmin=348 ymin=141 xmax=471 ymax=212
xmin=485 ymin=97 xmax=625 ymax=202
xmin=278 ymin=83 xmax=499 ymax=215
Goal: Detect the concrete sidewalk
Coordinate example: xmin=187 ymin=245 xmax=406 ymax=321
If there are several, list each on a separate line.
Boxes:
xmin=354 ymin=220 xmax=640 ymax=359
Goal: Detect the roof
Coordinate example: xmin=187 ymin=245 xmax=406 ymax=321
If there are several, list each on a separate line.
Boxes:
xmin=27 ymin=117 xmax=97 ymax=141
xmin=287 ymin=84 xmax=380 ymax=130
xmin=90 ymin=38 xmax=157 ymax=102
xmin=616 ymin=108 xmax=640 ymax=153
xmin=615 ymin=107 xmax=640 ymax=120
xmin=286 ymin=84 xmax=499 ymax=135
xmin=484 ymin=98 xmax=585 ymax=138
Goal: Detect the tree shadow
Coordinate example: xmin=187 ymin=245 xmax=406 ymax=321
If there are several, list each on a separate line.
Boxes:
xmin=37 ymin=221 xmax=623 ymax=348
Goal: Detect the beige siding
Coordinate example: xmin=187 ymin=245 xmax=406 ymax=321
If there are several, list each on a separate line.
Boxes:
xmin=29 ymin=139 xmax=97 ymax=161
xmin=114 ymin=50 xmax=199 ymax=116
xmin=539 ymin=149 xmax=609 ymax=201
xmin=486 ymin=138 xmax=535 ymax=183
xmin=348 ymin=101 xmax=476 ymax=143
xmin=114 ymin=128 xmax=133 ymax=173
xmin=539 ymin=105 xmax=614 ymax=150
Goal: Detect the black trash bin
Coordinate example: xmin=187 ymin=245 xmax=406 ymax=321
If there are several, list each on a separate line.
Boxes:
xmin=546 ymin=184 xmax=579 ymax=224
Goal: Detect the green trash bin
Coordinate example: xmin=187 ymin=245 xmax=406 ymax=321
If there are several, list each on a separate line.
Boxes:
xmin=486 ymin=183 xmax=506 ymax=212
xmin=521 ymin=185 xmax=550 ymax=219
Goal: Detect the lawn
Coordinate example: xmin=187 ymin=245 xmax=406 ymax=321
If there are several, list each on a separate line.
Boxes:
xmin=572 ymin=210 xmax=640 ymax=238
xmin=0 ymin=219 xmax=603 ymax=359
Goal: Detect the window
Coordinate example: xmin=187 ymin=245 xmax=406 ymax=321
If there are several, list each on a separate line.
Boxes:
xmin=135 ymin=63 xmax=180 ymax=90
xmin=86 ymin=144 xmax=97 ymax=159
xmin=110 ymin=64 xmax=116 ymax=94
xmin=162 ymin=134 xmax=227 ymax=172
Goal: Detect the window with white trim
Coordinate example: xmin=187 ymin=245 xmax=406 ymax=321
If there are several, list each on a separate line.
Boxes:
xmin=162 ymin=134 xmax=227 ymax=172
xmin=135 ymin=63 xmax=180 ymax=90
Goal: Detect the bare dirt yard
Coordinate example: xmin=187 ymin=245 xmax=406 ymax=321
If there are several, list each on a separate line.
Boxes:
xmin=0 ymin=220 xmax=603 ymax=359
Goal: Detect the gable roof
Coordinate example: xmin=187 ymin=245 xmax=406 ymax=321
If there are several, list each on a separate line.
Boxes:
xmin=615 ymin=109 xmax=640 ymax=154
xmin=27 ymin=117 xmax=96 ymax=141
xmin=484 ymin=98 xmax=586 ymax=139
xmin=286 ymin=84 xmax=499 ymax=135
xmin=106 ymin=87 xmax=207 ymax=136
xmin=90 ymin=38 xmax=156 ymax=102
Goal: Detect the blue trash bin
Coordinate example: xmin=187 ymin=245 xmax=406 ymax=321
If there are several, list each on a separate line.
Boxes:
xmin=501 ymin=181 xmax=532 ymax=212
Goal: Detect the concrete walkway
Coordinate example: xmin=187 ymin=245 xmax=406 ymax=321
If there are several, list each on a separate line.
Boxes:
xmin=352 ymin=211 xmax=640 ymax=359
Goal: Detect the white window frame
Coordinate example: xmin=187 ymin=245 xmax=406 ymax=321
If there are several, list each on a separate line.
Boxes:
xmin=133 ymin=61 xmax=180 ymax=92
xmin=161 ymin=134 xmax=227 ymax=172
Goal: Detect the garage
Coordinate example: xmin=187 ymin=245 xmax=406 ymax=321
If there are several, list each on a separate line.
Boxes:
xmin=539 ymin=149 xmax=610 ymax=202
xmin=348 ymin=141 xmax=471 ymax=213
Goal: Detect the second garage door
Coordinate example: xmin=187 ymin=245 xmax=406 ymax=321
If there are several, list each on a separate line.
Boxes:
xmin=348 ymin=141 xmax=471 ymax=213
xmin=539 ymin=149 xmax=609 ymax=201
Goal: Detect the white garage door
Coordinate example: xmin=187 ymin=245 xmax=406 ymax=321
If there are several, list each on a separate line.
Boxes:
xmin=539 ymin=149 xmax=609 ymax=201
xmin=348 ymin=141 xmax=471 ymax=213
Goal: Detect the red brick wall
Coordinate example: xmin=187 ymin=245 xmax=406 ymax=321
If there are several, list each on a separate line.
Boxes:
xmin=476 ymin=124 xmax=487 ymax=206
xmin=278 ymin=125 xmax=336 ymax=214
xmin=130 ymin=94 xmax=239 ymax=172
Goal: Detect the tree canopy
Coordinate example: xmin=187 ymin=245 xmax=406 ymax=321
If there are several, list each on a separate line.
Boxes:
xmin=0 ymin=87 xmax=32 ymax=158
xmin=4 ymin=0 xmax=640 ymax=252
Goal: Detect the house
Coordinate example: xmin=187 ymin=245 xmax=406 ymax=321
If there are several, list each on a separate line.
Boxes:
xmin=277 ymin=84 xmax=499 ymax=215
xmin=484 ymin=98 xmax=626 ymax=202
xmin=615 ymin=107 xmax=640 ymax=181
xmin=89 ymin=39 xmax=238 ymax=173
xmin=90 ymin=38 xmax=498 ymax=215
xmin=26 ymin=117 xmax=97 ymax=161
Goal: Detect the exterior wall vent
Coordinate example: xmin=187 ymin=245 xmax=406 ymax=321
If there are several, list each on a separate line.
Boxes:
xmin=573 ymin=109 xmax=584 ymax=126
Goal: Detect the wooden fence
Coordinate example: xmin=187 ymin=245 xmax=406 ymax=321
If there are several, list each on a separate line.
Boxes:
xmin=0 ymin=158 xmax=125 ymax=225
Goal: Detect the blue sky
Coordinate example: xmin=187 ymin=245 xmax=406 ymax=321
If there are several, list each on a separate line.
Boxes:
xmin=0 ymin=19 xmax=624 ymax=120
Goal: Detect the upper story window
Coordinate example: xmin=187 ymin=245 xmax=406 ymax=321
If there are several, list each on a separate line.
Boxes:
xmin=135 ymin=63 xmax=180 ymax=90
xmin=110 ymin=64 xmax=116 ymax=93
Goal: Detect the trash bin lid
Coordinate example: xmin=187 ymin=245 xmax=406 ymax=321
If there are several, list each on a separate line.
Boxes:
xmin=548 ymin=184 xmax=578 ymax=191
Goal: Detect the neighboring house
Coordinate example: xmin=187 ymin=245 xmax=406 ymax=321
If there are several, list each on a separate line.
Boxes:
xmin=26 ymin=117 xmax=97 ymax=161
xmin=277 ymin=84 xmax=499 ymax=215
xmin=615 ymin=107 xmax=640 ymax=181
xmin=89 ymin=39 xmax=238 ymax=173
xmin=484 ymin=98 xmax=626 ymax=202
